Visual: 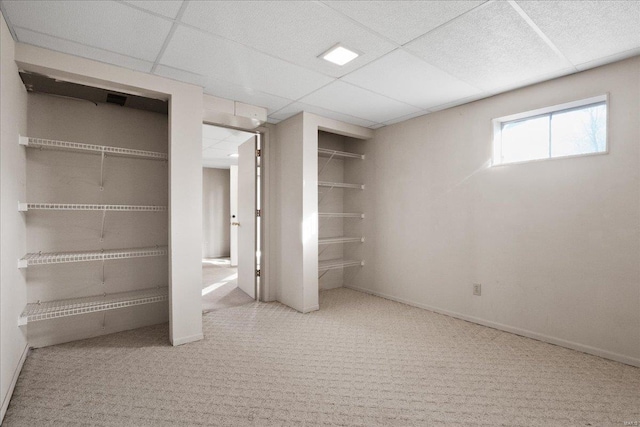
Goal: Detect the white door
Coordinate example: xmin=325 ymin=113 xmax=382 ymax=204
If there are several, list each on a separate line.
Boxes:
xmin=237 ymin=137 xmax=257 ymax=299
xmin=229 ymin=165 xmax=238 ymax=267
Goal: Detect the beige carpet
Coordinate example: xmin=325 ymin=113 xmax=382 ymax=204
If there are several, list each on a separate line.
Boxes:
xmin=202 ymin=258 xmax=253 ymax=313
xmin=5 ymin=288 xmax=640 ymax=426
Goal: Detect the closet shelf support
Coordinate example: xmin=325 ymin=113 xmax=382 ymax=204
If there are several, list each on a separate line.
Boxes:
xmin=18 ymin=287 xmax=168 ymax=326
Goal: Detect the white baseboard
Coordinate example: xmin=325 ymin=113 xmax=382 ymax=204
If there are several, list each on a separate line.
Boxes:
xmin=1 ymin=345 xmax=29 ymax=423
xmin=171 ymin=333 xmax=204 ymax=346
xmin=345 ymin=285 xmax=640 ymax=368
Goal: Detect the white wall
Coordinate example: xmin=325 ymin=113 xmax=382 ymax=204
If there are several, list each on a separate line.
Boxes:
xmin=273 ymin=113 xmax=371 ymax=313
xmin=0 ymin=11 xmax=28 ymax=421
xmin=13 ymin=43 xmax=204 ymax=346
xmin=351 ymin=57 xmax=640 ymax=367
xmin=273 ymin=113 xmax=306 ymax=311
xmin=25 ymin=92 xmax=169 ymax=348
xmin=202 ymin=167 xmax=230 ymax=258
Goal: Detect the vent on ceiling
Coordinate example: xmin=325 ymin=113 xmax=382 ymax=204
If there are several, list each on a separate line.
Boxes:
xmin=106 ymin=93 xmax=127 ymax=106
xmin=18 ymin=71 xmax=168 ymax=114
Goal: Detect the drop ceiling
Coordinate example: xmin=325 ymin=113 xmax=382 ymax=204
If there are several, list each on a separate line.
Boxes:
xmin=1 ymin=0 xmax=639 ymax=129
xmin=202 ymin=124 xmax=254 ymax=169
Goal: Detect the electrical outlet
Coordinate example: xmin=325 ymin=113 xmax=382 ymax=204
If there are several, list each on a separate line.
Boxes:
xmin=473 ymin=283 xmax=481 ymax=296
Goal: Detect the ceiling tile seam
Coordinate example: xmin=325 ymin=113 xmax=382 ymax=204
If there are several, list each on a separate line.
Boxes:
xmin=332 ymin=46 xmax=487 ymax=110
xmin=316 ymin=0 xmax=402 ymax=48
xmin=575 ymin=46 xmax=640 ymax=70
xmin=275 ymin=105 xmax=384 ymax=128
xmin=0 ymin=1 xmax=19 ymax=41
xmin=200 ymin=77 xmax=297 ymax=105
xmin=115 ymin=0 xmax=182 ymax=24
xmin=508 ymin=0 xmax=578 ymax=72
xmin=268 ymin=71 xmax=423 ymax=124
xmin=267 ymin=90 xmax=384 ymax=128
xmin=399 ymin=0 xmax=493 ymax=48
xmin=266 ymin=79 xmax=339 ymax=117
xmin=151 ymin=1 xmax=189 ymax=73
xmin=398 ymin=48 xmax=486 ymax=94
xmin=333 ymin=79 xmax=436 ymax=113
xmin=171 ymin=21 xmax=350 ymax=82
xmin=264 ymin=77 xmax=389 ymax=128
xmin=8 ymin=25 xmax=155 ymax=67
xmin=334 ymin=46 xmax=404 ymax=83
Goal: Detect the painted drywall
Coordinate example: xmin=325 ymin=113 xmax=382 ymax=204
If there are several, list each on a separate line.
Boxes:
xmin=202 ymin=167 xmax=230 ymax=258
xmin=0 ymin=10 xmax=28 ymax=421
xmin=273 ymin=113 xmax=306 ymax=311
xmin=24 ymin=92 xmax=169 ymax=348
xmin=13 ymin=43 xmax=204 ymax=346
xmin=318 ymin=131 xmax=345 ymax=290
xmin=273 ymin=113 xmax=371 ymax=312
xmin=351 ymin=56 xmax=640 ymax=366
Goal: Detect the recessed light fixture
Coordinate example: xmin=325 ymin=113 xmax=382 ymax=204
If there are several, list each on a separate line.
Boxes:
xmin=321 ymin=44 xmax=359 ymax=66
xmin=228 ymin=153 xmax=239 ymax=158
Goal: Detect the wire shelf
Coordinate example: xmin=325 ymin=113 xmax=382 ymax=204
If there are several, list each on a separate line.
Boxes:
xmin=319 ymin=237 xmax=364 ymax=245
xmin=318 ymin=212 xmax=364 ymax=219
xmin=318 ymin=148 xmax=364 ymax=160
xmin=18 ymin=203 xmax=167 ymax=212
xmin=318 ymin=181 xmax=364 ymax=190
xmin=20 ymin=136 xmax=168 ymax=161
xmin=19 ymin=246 xmax=168 ymax=268
xmin=318 ymin=259 xmax=364 ymax=272
xmin=18 ymin=287 xmax=168 ymax=325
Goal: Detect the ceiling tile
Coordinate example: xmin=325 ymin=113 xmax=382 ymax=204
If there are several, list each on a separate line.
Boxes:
xmin=153 ymin=65 xmax=208 ymax=87
xmin=159 ymin=25 xmax=333 ymax=100
xmin=297 ymin=81 xmax=422 ymax=124
xmin=270 ymin=102 xmax=378 ymax=128
xmin=123 ymin=0 xmax=183 ymax=19
xmin=324 ymin=0 xmax=484 ymax=45
xmin=383 ymin=110 xmax=428 ymax=126
xmin=203 ymin=124 xmax=235 ymax=141
xmin=14 ymin=28 xmax=153 ymax=73
xmin=156 ymin=65 xmax=294 ymax=113
xmin=3 ymin=0 xmax=172 ymax=61
xmin=342 ymin=49 xmax=482 ymax=109
xmin=517 ymin=1 xmax=640 ymax=66
xmin=575 ymin=47 xmax=640 ymax=72
xmin=404 ymin=1 xmax=572 ymax=91
xmin=203 ymin=138 xmax=223 ymax=149
xmin=203 ymin=79 xmax=294 ymax=114
xmin=180 ymin=1 xmax=396 ymax=78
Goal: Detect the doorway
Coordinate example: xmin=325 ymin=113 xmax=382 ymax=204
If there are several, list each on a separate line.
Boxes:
xmin=201 ymin=123 xmax=260 ymax=312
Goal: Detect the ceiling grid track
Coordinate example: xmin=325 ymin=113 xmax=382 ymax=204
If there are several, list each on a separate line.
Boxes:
xmin=151 ymin=1 xmax=190 ymax=74
xmin=507 ymin=0 xmax=578 ymax=71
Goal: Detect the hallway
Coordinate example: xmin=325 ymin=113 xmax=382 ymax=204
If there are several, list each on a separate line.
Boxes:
xmin=202 ymin=258 xmax=253 ymax=313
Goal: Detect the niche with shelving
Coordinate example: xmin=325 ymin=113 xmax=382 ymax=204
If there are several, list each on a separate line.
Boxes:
xmin=21 ymin=91 xmax=169 ymax=347
xmin=317 ymin=130 xmax=366 ymax=290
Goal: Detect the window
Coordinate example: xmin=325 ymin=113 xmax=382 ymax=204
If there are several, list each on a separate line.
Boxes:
xmin=492 ymin=95 xmax=607 ymax=166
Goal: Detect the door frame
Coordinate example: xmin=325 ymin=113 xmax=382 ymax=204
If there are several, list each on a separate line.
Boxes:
xmin=201 ymin=121 xmax=272 ymax=302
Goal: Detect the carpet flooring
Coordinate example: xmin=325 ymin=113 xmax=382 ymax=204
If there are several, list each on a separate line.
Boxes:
xmin=201 ymin=258 xmax=253 ymax=313
xmin=4 ymin=288 xmax=639 ymax=426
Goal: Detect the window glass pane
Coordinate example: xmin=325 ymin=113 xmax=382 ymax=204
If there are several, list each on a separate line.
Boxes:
xmin=500 ymin=115 xmax=550 ymax=164
xmin=551 ymin=103 xmax=607 ymax=157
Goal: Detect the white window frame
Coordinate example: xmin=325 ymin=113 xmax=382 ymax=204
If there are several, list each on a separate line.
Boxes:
xmin=491 ymin=94 xmax=609 ymax=166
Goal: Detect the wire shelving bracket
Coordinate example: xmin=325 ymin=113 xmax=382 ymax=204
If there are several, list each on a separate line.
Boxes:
xmin=18 ymin=287 xmax=168 ymax=326
xmin=18 ymin=246 xmax=168 ymax=269
xmin=318 ymin=259 xmax=365 ymax=272
xmin=18 ymin=203 xmax=167 ymax=212
xmin=19 ymin=136 xmax=168 ymax=161
xmin=318 ymin=237 xmax=365 ymax=245
xmin=318 ymin=212 xmax=364 ymax=219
